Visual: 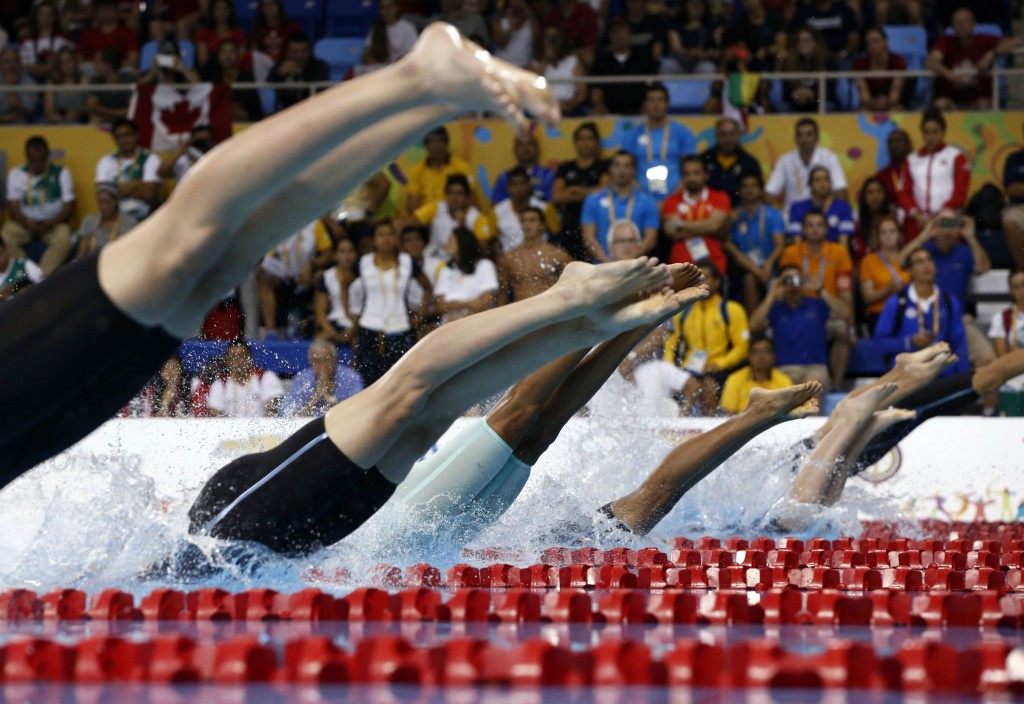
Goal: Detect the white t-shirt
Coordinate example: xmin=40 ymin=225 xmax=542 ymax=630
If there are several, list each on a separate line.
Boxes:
xmin=261 ymin=223 xmax=319 ymax=283
xmin=494 ymin=16 xmax=534 ymax=68
xmin=495 ymin=196 xmax=549 ymax=251
xmin=207 ymin=372 xmax=285 ymax=417
xmin=365 ymin=18 xmax=418 ymax=62
xmin=425 ymin=201 xmax=488 ymax=255
xmin=320 ymin=265 xmax=357 ymax=329
xmin=765 ymin=146 xmax=848 ymax=219
xmin=19 ymin=35 xmax=73 ymax=68
xmin=988 ymin=306 xmax=1024 ymax=348
xmin=349 ymin=252 xmax=417 ymax=333
xmin=434 ymin=258 xmax=498 ymax=303
xmin=545 ymin=54 xmax=578 ymax=103
xmin=6 ymin=163 xmax=75 ymax=221
xmin=94 ymin=150 xmax=162 ymax=220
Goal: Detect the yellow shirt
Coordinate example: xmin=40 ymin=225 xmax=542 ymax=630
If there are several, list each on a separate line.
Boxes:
xmin=404 ymin=155 xmax=489 ymax=214
xmin=720 ymin=367 xmax=795 ymax=414
xmin=664 ymin=294 xmax=751 ymax=371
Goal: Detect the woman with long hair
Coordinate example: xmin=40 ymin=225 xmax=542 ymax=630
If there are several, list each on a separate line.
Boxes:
xmin=530 ymin=24 xmax=585 ymax=116
xmin=43 ymin=47 xmax=87 ymax=124
xmin=858 ymin=215 xmax=911 ymax=333
xmin=19 ymin=1 xmax=73 ymax=82
xmin=195 ymin=0 xmax=249 ymax=68
xmin=251 ymin=0 xmax=299 ymax=62
xmin=778 ymin=26 xmax=834 ymax=112
xmin=315 ymin=237 xmax=360 ymax=347
xmin=855 ymin=176 xmax=896 ymax=259
xmin=432 ymin=226 xmax=498 ymax=324
xmin=200 ymin=39 xmax=263 ymax=122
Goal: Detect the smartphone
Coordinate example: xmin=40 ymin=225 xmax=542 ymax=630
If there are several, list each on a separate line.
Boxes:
xmin=156 ymin=54 xmax=176 ymax=69
xmin=939 ymin=217 xmax=962 ymax=228
xmin=782 ymin=274 xmax=803 ymax=287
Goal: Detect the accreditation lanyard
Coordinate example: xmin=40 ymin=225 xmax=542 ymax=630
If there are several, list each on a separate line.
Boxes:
xmin=607 ymin=188 xmax=636 ymax=224
xmin=916 ymin=289 xmax=941 ymax=337
xmin=28 ymin=169 xmax=57 ymax=206
xmin=878 ymin=252 xmax=903 ymax=285
xmin=645 ymin=123 xmax=670 ymax=165
xmin=374 ymin=256 xmax=401 ymax=305
xmin=802 ymin=247 xmax=826 ymax=287
xmin=336 ymin=266 xmax=352 ymax=317
xmin=1013 ymin=305 xmax=1023 ymax=349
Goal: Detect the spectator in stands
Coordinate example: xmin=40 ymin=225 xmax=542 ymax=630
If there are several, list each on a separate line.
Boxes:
xmin=42 ymin=47 xmax=87 ymax=124
xmin=872 ymin=0 xmax=925 ymax=26
xmin=779 ymin=209 xmax=854 ymax=389
xmin=494 ymin=167 xmax=558 ymax=252
xmin=1000 ymin=131 xmax=1024 ymax=273
xmin=85 ymin=47 xmax=133 ymax=127
xmin=855 ymin=176 xmax=896 ymax=258
xmin=853 ymin=26 xmax=906 ymax=111
xmin=581 ymin=150 xmax=659 ymax=260
xmin=314 ymin=237 xmax=360 ymax=347
xmin=927 ymin=8 xmax=1020 ymax=112
xmin=624 ymin=0 xmax=667 ymax=63
xmin=349 ymin=219 xmax=432 ymax=386
xmin=491 ymin=0 xmax=537 ymax=69
xmin=401 ymin=224 xmax=445 ymax=283
xmin=2 ymin=136 xmax=75 ymax=274
xmin=405 ymin=126 xmax=483 ymax=214
xmin=268 ymin=32 xmax=329 ymax=112
xmin=336 ymin=173 xmax=392 ymax=254
xmin=282 ymin=339 xmax=364 ymax=417
xmin=899 ymin=108 xmax=970 ymax=242
xmin=542 ymin=0 xmax=600 ymax=66
xmin=199 ymin=40 xmax=263 ymax=123
xmin=664 ymin=262 xmax=750 ymax=415
xmin=589 ymin=18 xmax=658 ymax=116
xmin=900 ymin=209 xmax=994 ymax=371
xmin=874 ymin=128 xmax=911 ymax=206
xmin=872 ymin=248 xmax=970 ymax=378
xmin=721 ymin=0 xmax=786 ymax=69
xmin=365 ymin=0 xmax=418 ymax=65
xmin=491 ymin=131 xmax=556 ymax=203
xmin=531 ymin=24 xmax=586 ymax=117
xmin=194 ymin=0 xmax=248 ymax=69
xmin=252 ymin=0 xmax=299 ymax=63
xmin=859 ymin=215 xmax=910 ymax=333
xmin=19 ymin=1 xmax=72 ymax=83
xmin=725 ymin=172 xmax=786 ymax=312
xmin=77 ymin=0 xmax=139 ymax=72
xmin=73 ymin=182 xmax=136 ymax=257
xmin=432 ymin=225 xmax=499 ymax=323
xmin=662 ymin=156 xmax=731 ymax=274
xmin=766 ymin=117 xmax=848 ymax=217
xmin=139 ymin=39 xmax=200 ymax=86
xmin=625 ymin=83 xmax=696 ymax=201
xmin=700 ymin=116 xmax=762 ymax=207
xmin=665 ymin=0 xmax=720 ymax=74
xmin=777 ymin=26 xmax=835 ymax=113
xmin=207 ymin=340 xmax=285 ymax=418
xmin=95 ymin=117 xmax=161 ymax=221
xmin=497 ymin=206 xmax=571 ymax=303
xmin=552 ymin=122 xmax=608 ymax=261
xmin=158 ymin=124 xmax=216 ymax=182
xmin=787 ymin=166 xmax=855 ymax=250
xmin=133 ymin=356 xmax=193 ymax=418
xmin=750 ymin=265 xmax=838 ymax=402
xmin=788 ymin=0 xmax=860 ymax=64
xmin=431 ymin=0 xmax=489 ymax=45
xmin=989 ymin=269 xmax=1024 ymax=363
xmin=719 ymin=335 xmax=794 ymax=414
xmin=410 ymin=173 xmax=495 ymax=255
xmin=0 ymin=237 xmax=44 ymax=303
xmin=0 ymin=48 xmax=38 ymax=125
xmin=258 ymin=220 xmax=331 ymax=339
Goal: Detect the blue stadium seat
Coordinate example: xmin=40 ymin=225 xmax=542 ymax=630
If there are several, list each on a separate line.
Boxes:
xmin=883 ymin=25 xmax=929 ymax=107
xmin=326 ymin=0 xmax=377 ymax=38
xmin=259 ymin=88 xmax=276 ymax=117
xmin=282 ymin=0 xmax=324 ymax=39
xmin=139 ymin=39 xmax=196 ymax=71
xmin=234 ymin=0 xmax=258 ymax=30
xmin=835 ymin=76 xmax=860 ymax=111
xmin=314 ymin=37 xmax=365 ymax=82
xmin=946 ymin=23 xmax=1003 ymax=36
xmin=665 ymin=80 xmax=712 ymax=114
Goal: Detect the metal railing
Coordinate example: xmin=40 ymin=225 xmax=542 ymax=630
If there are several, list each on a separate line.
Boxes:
xmin=3 ymin=66 xmax=1023 ymax=119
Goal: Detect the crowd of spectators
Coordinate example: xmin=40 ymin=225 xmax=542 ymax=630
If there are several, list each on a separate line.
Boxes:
xmin=1 ymin=1 xmax=1023 ymax=419
xmin=0 ymin=0 xmax=1022 ymax=124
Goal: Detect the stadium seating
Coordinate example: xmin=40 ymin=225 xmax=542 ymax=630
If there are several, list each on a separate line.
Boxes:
xmin=665 ymin=80 xmax=713 ymax=114
xmin=314 ymin=37 xmax=366 ymax=82
xmin=325 ymin=0 xmax=378 ymax=38
xmin=282 ymin=0 xmax=324 ymax=39
xmin=883 ymin=25 xmax=929 ymax=106
xmin=139 ymin=40 xmax=196 ymax=71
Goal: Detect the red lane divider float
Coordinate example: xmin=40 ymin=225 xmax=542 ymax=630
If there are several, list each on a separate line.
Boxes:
xmin=0 ymin=634 xmax=1023 ymax=692
xmin=0 ymin=587 xmax=1021 ymax=627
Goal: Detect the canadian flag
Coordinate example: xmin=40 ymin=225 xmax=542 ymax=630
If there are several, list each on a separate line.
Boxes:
xmin=129 ymin=83 xmax=233 ymax=151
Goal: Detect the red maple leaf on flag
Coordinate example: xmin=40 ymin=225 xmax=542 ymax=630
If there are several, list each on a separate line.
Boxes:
xmin=159 ymin=99 xmax=202 ymax=135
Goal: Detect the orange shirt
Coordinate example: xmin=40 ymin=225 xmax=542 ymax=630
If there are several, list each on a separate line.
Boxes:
xmin=661 ymin=187 xmax=731 ymax=273
xmin=778 ymin=241 xmax=853 ymax=297
xmin=858 ymin=251 xmax=910 ymax=315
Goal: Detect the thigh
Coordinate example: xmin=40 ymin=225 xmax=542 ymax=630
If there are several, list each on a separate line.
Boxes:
xmin=1 ymin=220 xmax=30 ymax=246
xmin=963 ymin=316 xmax=995 ymax=366
xmin=43 ymin=224 xmax=72 ymax=246
xmin=777 ymin=365 xmax=808 ymax=384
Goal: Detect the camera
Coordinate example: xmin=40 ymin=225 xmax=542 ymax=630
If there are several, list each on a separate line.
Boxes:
xmin=939 ymin=217 xmax=962 ymax=228
xmin=782 ymin=274 xmax=803 ymax=287
xmin=156 ymin=54 xmax=176 ymax=69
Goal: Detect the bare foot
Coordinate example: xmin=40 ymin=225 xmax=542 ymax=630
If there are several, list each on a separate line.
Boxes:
xmin=410 ymin=23 xmax=560 ymax=128
xmin=901 ymin=351 xmax=958 ymax=387
xmin=865 ymin=407 xmax=917 ymax=438
xmin=833 ymin=381 xmax=899 ymax=422
xmin=667 ymin=262 xmax=705 ymax=292
xmin=894 ymin=342 xmax=950 ymax=369
xmin=553 ymin=258 xmax=670 ymax=310
xmin=746 ymin=382 xmax=823 ymax=419
xmin=596 ymin=284 xmax=709 ymax=334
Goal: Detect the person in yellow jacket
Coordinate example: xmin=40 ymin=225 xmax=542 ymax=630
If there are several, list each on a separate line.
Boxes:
xmin=663 ymin=263 xmax=750 ymax=414
xmin=720 ymin=336 xmax=795 ymax=414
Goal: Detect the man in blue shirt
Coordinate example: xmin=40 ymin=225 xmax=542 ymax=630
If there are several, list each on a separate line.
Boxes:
xmin=1000 ymin=130 xmax=1024 ymax=272
xmin=580 ymin=150 xmax=660 ymax=261
xmin=490 ymin=132 xmax=556 ymax=203
xmin=624 ymin=83 xmax=696 ymax=201
xmin=787 ymin=166 xmax=855 ymax=248
xmin=725 ymin=172 xmax=786 ymax=311
xmin=873 ymin=248 xmax=970 ymax=376
xmin=282 ymin=339 xmax=364 ymax=416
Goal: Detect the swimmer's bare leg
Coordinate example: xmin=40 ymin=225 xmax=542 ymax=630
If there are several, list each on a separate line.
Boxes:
xmin=972 ymin=348 xmax=1024 ymax=394
xmin=97 ymin=23 xmax=559 ymax=335
xmin=607 ymin=382 xmax=822 ymax=535
xmin=787 ymin=382 xmax=898 ymax=507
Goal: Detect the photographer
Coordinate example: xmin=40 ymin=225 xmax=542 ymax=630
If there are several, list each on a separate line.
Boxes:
xmin=749 ymin=265 xmax=848 ymax=407
xmin=139 ymin=40 xmax=200 ymax=86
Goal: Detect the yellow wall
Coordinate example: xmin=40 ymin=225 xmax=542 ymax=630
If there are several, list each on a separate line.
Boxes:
xmin=2 ymin=110 xmax=1022 ymax=227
